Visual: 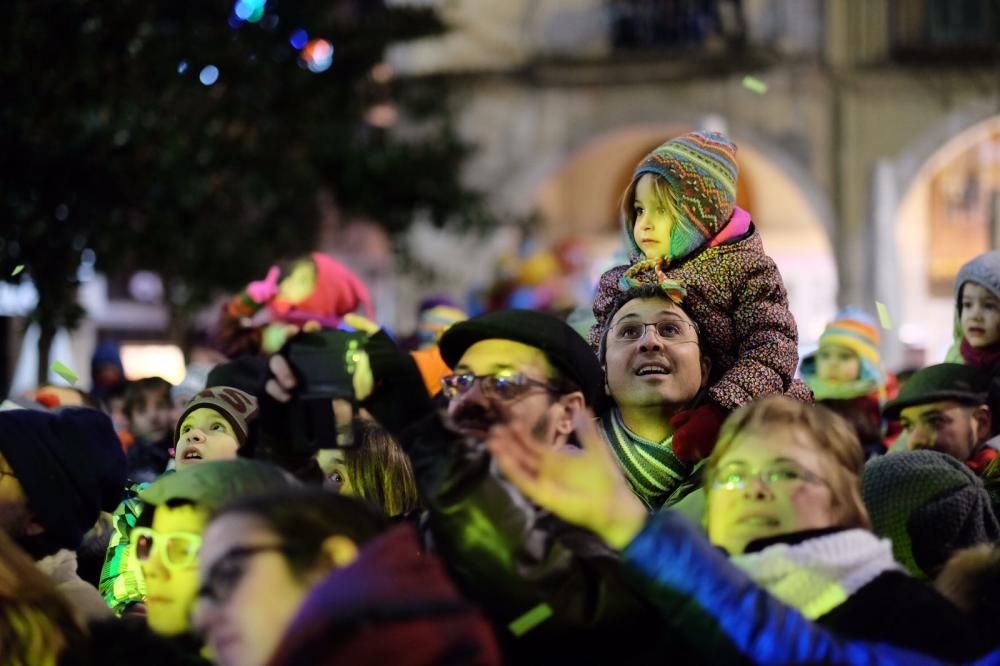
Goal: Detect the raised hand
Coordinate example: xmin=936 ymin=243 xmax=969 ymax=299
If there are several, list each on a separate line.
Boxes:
xmin=487 ymin=408 xmax=648 ymax=550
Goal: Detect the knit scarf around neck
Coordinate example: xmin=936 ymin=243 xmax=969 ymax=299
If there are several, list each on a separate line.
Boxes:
xmin=600 ymin=407 xmax=689 ymax=510
xmin=960 ymin=338 xmax=1000 ymax=374
xmin=731 ymin=528 xmax=902 ymax=620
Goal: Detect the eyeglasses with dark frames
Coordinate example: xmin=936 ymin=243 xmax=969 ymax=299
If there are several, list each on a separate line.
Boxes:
xmin=197 ymin=544 xmax=305 ymax=607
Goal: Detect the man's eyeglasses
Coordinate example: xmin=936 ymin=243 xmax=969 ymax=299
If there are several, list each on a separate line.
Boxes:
xmin=197 ymin=544 xmax=303 ymax=606
xmin=609 ymin=319 xmax=698 ymax=344
xmin=440 ymin=372 xmax=558 ymax=401
xmin=710 ymin=460 xmax=827 ymax=492
xmin=132 ymin=528 xmax=203 ymax=572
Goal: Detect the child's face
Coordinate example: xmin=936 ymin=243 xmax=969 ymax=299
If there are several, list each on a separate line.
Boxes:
xmin=960 ymin=281 xmax=1000 ymax=348
xmin=174 ymin=408 xmax=240 ymax=468
xmin=129 ymin=389 xmax=174 ymax=443
xmin=278 ymin=260 xmax=317 ymax=305
xmin=632 ymin=173 xmax=674 ymax=259
xmin=815 ymin=344 xmax=861 ymax=384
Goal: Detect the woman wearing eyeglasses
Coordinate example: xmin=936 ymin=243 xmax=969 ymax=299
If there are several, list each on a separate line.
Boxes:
xmin=489 ymin=396 xmax=990 ymax=662
xmin=192 ymin=489 xmax=501 ymax=666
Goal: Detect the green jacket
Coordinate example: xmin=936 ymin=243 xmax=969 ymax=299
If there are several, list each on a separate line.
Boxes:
xmin=99 ymin=481 xmax=150 ymax=615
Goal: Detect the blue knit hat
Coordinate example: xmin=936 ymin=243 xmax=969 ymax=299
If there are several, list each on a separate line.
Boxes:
xmin=623 ymin=131 xmax=739 ymax=263
xmin=0 ymin=408 xmax=126 ymax=551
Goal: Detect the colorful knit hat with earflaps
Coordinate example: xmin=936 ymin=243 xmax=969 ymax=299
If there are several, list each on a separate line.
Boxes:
xmin=624 ymin=131 xmax=739 ymax=264
xmin=801 ymin=307 xmax=885 ymax=399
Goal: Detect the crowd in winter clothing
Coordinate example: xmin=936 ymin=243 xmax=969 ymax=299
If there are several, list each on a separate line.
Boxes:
xmin=6 ymin=131 xmax=1000 ymax=665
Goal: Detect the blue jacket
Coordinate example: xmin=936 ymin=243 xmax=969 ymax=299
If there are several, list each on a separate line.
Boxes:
xmin=623 ymin=511 xmax=998 ymax=665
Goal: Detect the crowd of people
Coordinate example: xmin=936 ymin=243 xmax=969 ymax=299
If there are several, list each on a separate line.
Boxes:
xmin=4 ymin=131 xmax=1000 ymax=665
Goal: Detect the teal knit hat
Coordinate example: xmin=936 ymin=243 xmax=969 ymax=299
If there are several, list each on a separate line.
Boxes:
xmin=624 ymin=131 xmax=739 ymax=262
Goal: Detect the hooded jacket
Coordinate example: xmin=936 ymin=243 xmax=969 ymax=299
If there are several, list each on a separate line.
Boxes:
xmin=592 ymin=210 xmax=812 ymax=410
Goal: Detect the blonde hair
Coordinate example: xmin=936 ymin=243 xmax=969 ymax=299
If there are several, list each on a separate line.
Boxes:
xmin=704 ymin=396 xmax=871 ymax=530
xmin=0 ymin=531 xmax=88 ymax=666
xmin=621 ymin=172 xmax=690 ymax=244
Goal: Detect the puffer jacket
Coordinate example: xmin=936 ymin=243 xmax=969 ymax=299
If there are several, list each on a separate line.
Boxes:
xmin=591 ymin=219 xmax=812 ymax=410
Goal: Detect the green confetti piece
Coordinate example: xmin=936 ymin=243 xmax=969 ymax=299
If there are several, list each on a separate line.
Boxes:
xmin=50 ymin=360 xmax=80 ymax=385
xmin=875 ymin=302 xmax=893 ymax=330
xmin=742 ymin=75 xmax=768 ymax=95
xmin=11 ymin=264 xmax=24 ymax=276
xmin=508 ymin=602 xmax=553 ymax=637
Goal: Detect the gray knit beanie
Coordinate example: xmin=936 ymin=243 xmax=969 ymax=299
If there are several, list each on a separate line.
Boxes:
xmin=955 ymin=250 xmax=1000 ymax=313
xmin=863 ymin=449 xmax=1000 ymax=579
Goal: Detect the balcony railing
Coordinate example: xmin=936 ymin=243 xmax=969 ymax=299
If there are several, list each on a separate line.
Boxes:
xmin=890 ymin=0 xmax=1000 ymax=62
xmin=608 ymin=0 xmax=746 ymax=53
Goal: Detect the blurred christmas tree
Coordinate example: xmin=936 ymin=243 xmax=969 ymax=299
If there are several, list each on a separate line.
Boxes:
xmin=0 ymin=0 xmax=490 ymax=383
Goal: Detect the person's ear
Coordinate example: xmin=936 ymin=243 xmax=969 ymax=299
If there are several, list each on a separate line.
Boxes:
xmin=973 ymin=405 xmax=992 ymax=443
xmin=25 ymin=510 xmax=45 ymax=536
xmin=316 ymin=535 xmax=360 ymax=573
xmin=699 ymin=355 xmax=712 ymax=390
xmin=555 ymin=392 xmax=586 ymax=436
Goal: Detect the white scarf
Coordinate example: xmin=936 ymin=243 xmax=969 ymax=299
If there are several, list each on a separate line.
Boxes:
xmin=731 ymin=529 xmax=903 ymax=619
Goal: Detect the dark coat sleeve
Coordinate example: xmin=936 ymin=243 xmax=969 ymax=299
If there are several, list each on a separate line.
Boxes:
xmin=389 ymin=411 xmax=679 ymax=663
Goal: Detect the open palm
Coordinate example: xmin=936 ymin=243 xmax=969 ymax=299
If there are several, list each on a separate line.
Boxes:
xmin=487 ymin=409 xmax=648 ymax=549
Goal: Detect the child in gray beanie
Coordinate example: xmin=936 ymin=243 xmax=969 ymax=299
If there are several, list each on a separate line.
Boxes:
xmin=947 ymin=250 xmax=1000 ymax=374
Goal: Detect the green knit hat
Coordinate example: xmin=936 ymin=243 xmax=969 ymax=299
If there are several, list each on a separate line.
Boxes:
xmin=863 ymin=449 xmax=1000 ymax=578
xmin=139 ymin=459 xmax=299 ymax=511
xmin=882 ymin=363 xmax=989 ymax=419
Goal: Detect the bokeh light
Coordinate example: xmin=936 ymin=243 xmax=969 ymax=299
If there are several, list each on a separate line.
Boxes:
xmin=199 ymin=65 xmax=219 ymax=86
xmin=177 ymin=60 xmax=188 ymax=74
xmin=289 ymin=29 xmax=308 ymax=50
xmin=365 ymin=103 xmax=398 ymax=128
xmin=301 ymin=38 xmax=334 ymax=73
xmin=371 ymin=62 xmax=394 ymax=83
xmin=234 ymin=0 xmax=266 ymax=23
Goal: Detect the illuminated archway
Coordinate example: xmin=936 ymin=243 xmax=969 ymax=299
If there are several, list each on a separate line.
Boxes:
xmin=893 ymin=114 xmax=1000 ymax=365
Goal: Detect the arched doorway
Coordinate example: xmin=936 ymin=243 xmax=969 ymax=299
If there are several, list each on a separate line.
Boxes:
xmin=894 ymin=115 xmax=1000 ymax=366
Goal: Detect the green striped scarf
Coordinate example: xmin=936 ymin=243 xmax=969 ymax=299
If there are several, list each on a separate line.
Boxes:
xmin=600 ymin=407 xmax=690 ymax=510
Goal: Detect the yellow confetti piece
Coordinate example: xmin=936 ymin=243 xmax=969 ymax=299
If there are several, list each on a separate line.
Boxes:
xmin=742 ymin=75 xmax=768 ymax=95
xmin=875 ymin=302 xmax=893 ymax=330
xmin=509 ymin=602 xmax=553 ymax=637
xmin=50 ymin=360 xmax=79 ymax=385
xmin=11 ymin=265 xmax=24 ymax=276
